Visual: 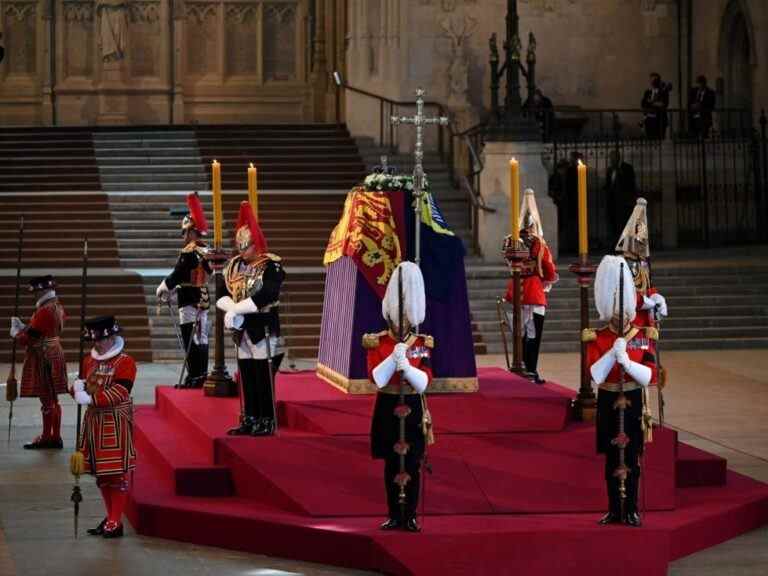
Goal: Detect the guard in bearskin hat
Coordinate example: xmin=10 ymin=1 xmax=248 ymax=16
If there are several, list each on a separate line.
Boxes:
xmin=364 ymin=262 xmax=434 ymax=533
xmin=503 ymin=189 xmax=558 ymax=383
xmin=217 ymin=201 xmax=285 ymax=436
xmin=585 ymin=255 xmax=658 ymax=527
xmin=156 ymin=193 xmax=212 ymax=388
xmin=71 ymin=316 xmax=137 ymax=538
xmin=10 ymin=275 xmax=68 ymax=449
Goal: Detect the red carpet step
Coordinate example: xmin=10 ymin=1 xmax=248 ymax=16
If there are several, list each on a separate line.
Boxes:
xmin=128 ymin=368 xmax=768 ymax=576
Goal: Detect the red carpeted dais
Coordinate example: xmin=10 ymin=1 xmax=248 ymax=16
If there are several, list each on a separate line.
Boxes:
xmin=127 ymin=368 xmax=768 ymax=576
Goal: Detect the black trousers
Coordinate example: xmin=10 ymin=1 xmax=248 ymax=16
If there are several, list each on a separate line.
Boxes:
xmin=523 ymin=312 xmax=545 ymax=374
xmin=180 ymin=322 xmax=207 ymax=384
xmin=384 ymin=451 xmax=421 ymax=522
xmin=597 ymin=388 xmax=644 ymax=516
xmin=238 ymin=354 xmax=283 ymax=421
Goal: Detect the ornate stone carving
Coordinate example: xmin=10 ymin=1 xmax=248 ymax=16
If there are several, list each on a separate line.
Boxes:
xmin=264 ymin=2 xmax=297 ymax=81
xmin=186 ymin=1 xmax=218 ymax=76
xmin=3 ymin=1 xmax=36 ymax=22
xmin=63 ymin=0 xmax=95 ymax=22
xmin=129 ymin=1 xmax=161 ymax=23
xmin=225 ymin=2 xmax=259 ymax=76
xmin=96 ymin=1 xmax=129 ymax=62
xmin=186 ymin=1 xmax=217 ymax=25
xmin=225 ymin=2 xmax=258 ymax=24
xmin=440 ymin=13 xmax=477 ymax=108
xmin=520 ymin=0 xmax=576 ymax=13
xmin=3 ymin=1 xmax=37 ymax=75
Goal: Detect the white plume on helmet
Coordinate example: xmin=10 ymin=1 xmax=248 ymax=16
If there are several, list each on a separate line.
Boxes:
xmin=382 ymin=261 xmax=426 ymax=331
xmin=520 ymin=188 xmax=544 ymax=238
xmin=594 ymin=255 xmax=637 ymax=323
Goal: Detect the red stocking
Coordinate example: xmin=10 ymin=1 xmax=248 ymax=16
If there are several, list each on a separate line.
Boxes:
xmin=50 ymin=402 xmax=62 ymax=441
xmin=39 ymin=402 xmax=53 ymax=441
xmin=98 ymin=484 xmax=113 ymax=522
xmin=107 ymin=475 xmax=128 ymax=527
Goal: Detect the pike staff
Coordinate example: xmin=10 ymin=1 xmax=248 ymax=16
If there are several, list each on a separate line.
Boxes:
xmin=6 ymin=217 xmax=23 ymax=444
xmin=69 ymin=235 xmax=88 ymax=538
xmin=612 ymin=262 xmax=631 ymax=520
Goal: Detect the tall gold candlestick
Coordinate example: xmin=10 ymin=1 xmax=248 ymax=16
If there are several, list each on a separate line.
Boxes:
xmin=247 ymin=163 xmax=258 ymax=221
xmin=212 ymin=160 xmax=223 ymax=248
xmin=577 ymin=160 xmax=588 ymax=256
xmin=510 ymin=158 xmax=520 ymax=240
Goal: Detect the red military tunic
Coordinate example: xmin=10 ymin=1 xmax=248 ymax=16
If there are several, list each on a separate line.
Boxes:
xmin=586 ymin=325 xmax=659 ymax=389
xmin=17 ymin=298 xmax=68 ymax=398
xmin=365 ymin=331 xmax=433 ymax=460
xmin=79 ymin=352 xmax=137 ymax=477
xmin=504 ymin=237 xmax=558 ymax=307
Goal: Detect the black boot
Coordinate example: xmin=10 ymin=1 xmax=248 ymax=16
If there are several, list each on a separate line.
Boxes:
xmin=598 ymin=477 xmax=622 ymax=525
xmin=624 ymin=467 xmax=642 ymax=527
xmin=228 ymin=415 xmax=255 ymax=436
xmin=404 ymin=517 xmax=421 ymax=532
xmin=196 ymin=344 xmax=209 ymax=388
xmin=251 ymin=417 xmax=275 ymax=437
xmin=179 ymin=323 xmax=195 ymax=389
xmin=528 ymin=313 xmax=546 ymax=384
xmin=380 ymin=518 xmax=401 ymax=530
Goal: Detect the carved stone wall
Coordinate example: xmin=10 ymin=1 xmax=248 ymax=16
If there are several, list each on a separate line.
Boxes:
xmin=0 ymin=0 xmax=340 ymax=125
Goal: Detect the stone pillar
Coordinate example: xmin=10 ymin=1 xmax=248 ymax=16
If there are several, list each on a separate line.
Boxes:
xmin=41 ymin=0 xmax=55 ymax=125
xmin=479 ymin=140 xmax=559 ymax=263
xmin=172 ymin=0 xmax=186 ymax=123
xmin=660 ymin=141 xmax=679 ymax=249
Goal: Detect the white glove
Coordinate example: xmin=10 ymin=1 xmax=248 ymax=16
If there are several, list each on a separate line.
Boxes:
xmin=624 ymin=361 xmax=652 ymax=387
xmin=396 ymin=354 xmax=411 ymax=372
xmin=613 ymin=338 xmax=631 ymax=369
xmin=232 ymin=298 xmax=258 ymax=315
xmin=224 ymin=311 xmax=244 ymax=330
xmin=73 ymin=379 xmax=86 ymax=393
xmin=217 ymin=296 xmax=235 ymax=312
xmin=156 ymin=280 xmax=170 ymax=299
xmin=590 ymin=349 xmax=616 ymax=385
xmin=393 ymin=343 xmax=408 ymax=362
xmin=650 ymin=293 xmax=668 ymax=317
xmin=372 ymin=354 xmax=397 ymax=389
xmin=402 ymin=365 xmax=429 ymax=394
xmin=641 ymin=295 xmax=656 ymax=311
xmin=10 ymin=317 xmax=25 ymax=338
xmin=74 ymin=389 xmax=92 ymax=406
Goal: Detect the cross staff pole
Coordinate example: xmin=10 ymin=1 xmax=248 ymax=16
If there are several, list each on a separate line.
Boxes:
xmin=390 ymin=88 xmax=449 ymax=267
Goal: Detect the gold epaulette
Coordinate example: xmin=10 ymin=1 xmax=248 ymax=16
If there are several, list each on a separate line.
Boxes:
xmin=645 ymin=326 xmax=659 ymax=341
xmin=265 ymin=253 xmax=282 ymax=263
xmin=418 ymin=334 xmax=435 ymax=349
xmin=581 ymin=328 xmax=597 ymax=342
xmin=181 ymin=241 xmax=198 ymax=254
xmin=362 ymin=331 xmax=387 ymax=349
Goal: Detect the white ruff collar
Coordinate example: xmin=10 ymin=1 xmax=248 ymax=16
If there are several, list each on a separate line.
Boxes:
xmin=91 ymin=336 xmax=125 ymax=361
xmin=36 ymin=290 xmax=56 ymax=308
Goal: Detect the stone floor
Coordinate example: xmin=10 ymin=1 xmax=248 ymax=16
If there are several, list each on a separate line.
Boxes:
xmin=0 ymin=351 xmax=766 ymax=576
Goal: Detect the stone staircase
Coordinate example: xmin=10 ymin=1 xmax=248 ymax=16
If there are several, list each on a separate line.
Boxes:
xmin=0 ymin=127 xmax=101 ymax=193
xmin=94 ymin=129 xmax=208 ymax=192
xmin=196 ymin=124 xmax=367 ymax=190
xmin=0 ymin=273 xmax=153 ymax=363
xmin=472 ymin=263 xmax=768 ymax=354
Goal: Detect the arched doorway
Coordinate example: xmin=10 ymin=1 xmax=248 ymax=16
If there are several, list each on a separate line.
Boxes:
xmin=719 ymin=0 xmax=755 ymax=129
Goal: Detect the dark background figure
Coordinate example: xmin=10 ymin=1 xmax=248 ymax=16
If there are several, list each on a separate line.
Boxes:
xmin=0 ymin=32 xmax=4 ymax=64
xmin=605 ymin=150 xmax=638 ymax=240
xmin=688 ymin=75 xmax=716 ymax=139
xmin=641 ymin=72 xmax=671 ymax=139
xmin=524 ymin=88 xmax=555 ymax=140
xmin=548 ymin=152 xmax=581 ymax=254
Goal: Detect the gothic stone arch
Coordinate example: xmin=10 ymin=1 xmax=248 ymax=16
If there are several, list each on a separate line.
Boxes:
xmin=718 ymin=0 xmax=757 ymax=114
